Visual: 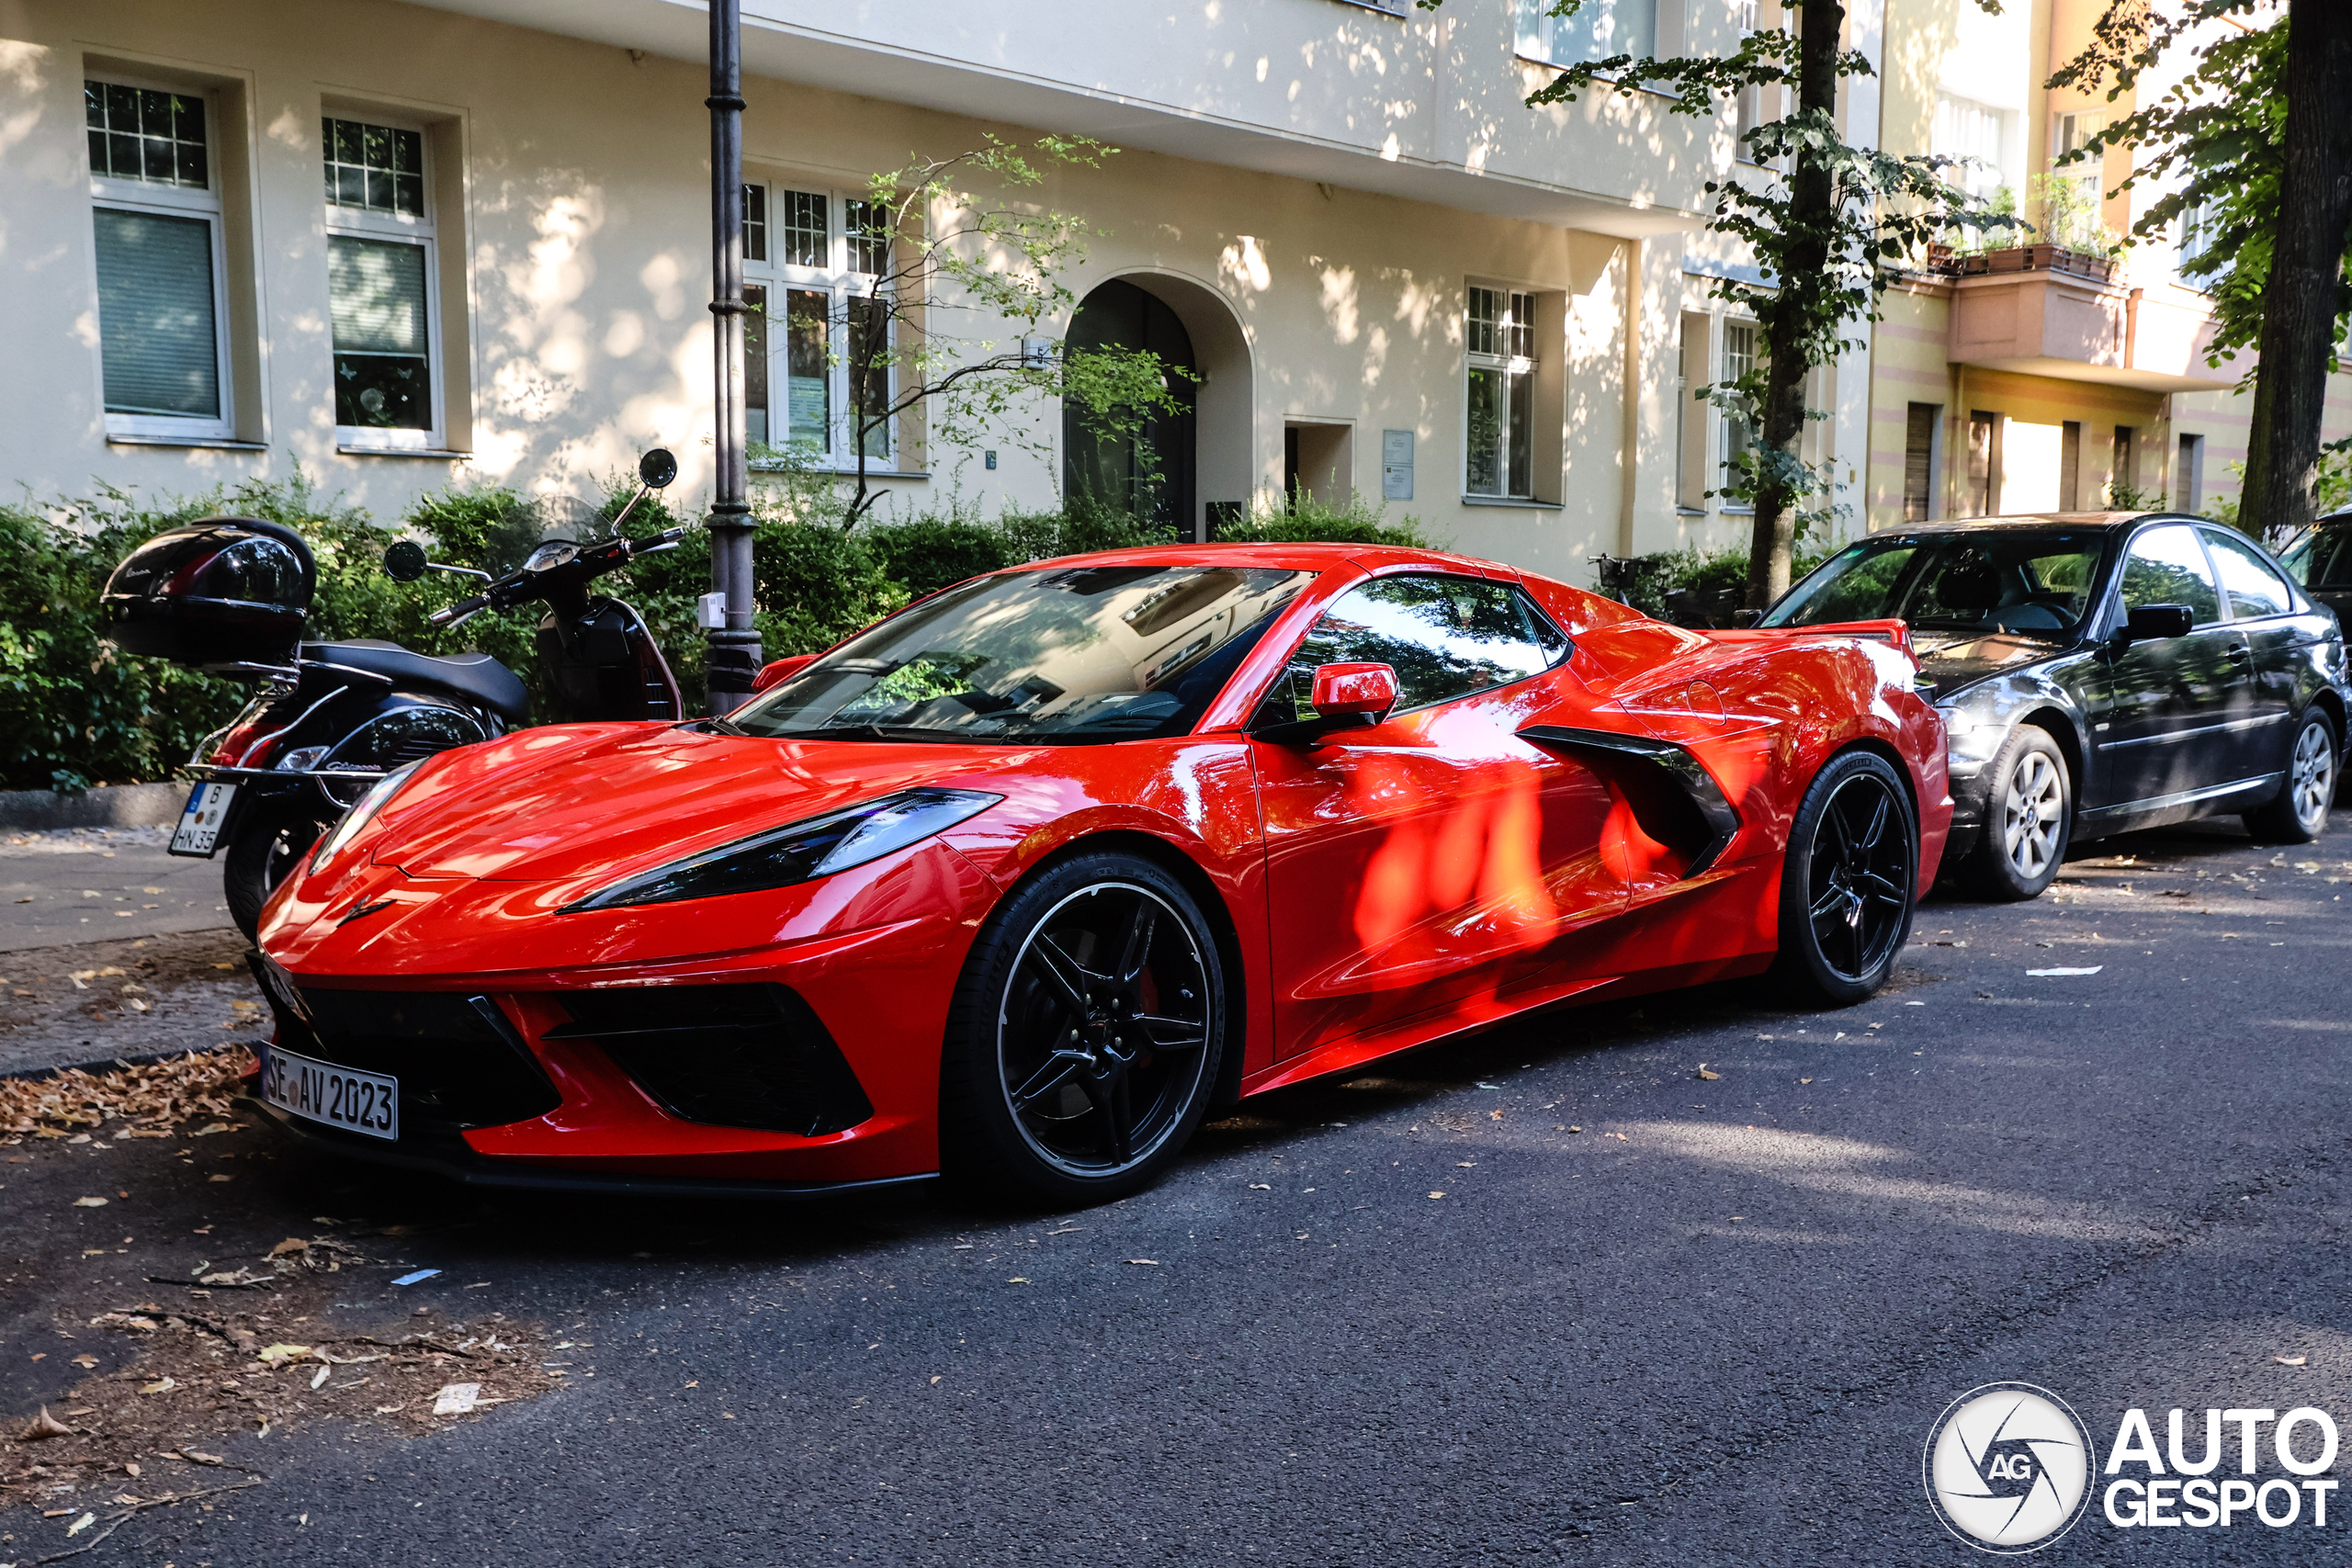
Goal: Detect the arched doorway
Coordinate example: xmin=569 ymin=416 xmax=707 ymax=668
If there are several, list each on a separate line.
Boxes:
xmin=1062 ymin=279 xmax=1198 ymax=537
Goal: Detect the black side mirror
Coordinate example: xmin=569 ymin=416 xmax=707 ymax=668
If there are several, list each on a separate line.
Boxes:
xmin=639 ymin=448 xmax=678 ymax=489
xmin=2120 ymin=604 xmax=2194 ymax=645
xmin=383 ymin=540 xmax=429 ymax=583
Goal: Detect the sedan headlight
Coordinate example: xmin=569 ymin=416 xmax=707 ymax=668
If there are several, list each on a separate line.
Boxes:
xmin=308 ymin=761 xmax=424 ymax=874
xmin=561 ymin=787 xmax=1001 ymax=914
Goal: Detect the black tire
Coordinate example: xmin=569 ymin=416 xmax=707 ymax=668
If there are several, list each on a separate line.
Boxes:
xmin=940 ymin=851 xmax=1227 ymax=1206
xmin=223 ymin=800 xmax=325 ymax=942
xmin=2243 ymin=708 xmax=2339 ymax=845
xmin=1773 ymin=750 xmax=1919 ymax=1007
xmin=1962 ymin=726 xmax=2072 ymax=901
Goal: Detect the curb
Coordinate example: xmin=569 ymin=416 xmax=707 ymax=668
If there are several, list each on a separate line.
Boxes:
xmin=0 ymin=782 xmax=188 ymax=831
xmin=0 ymin=1043 xmax=262 ymax=1084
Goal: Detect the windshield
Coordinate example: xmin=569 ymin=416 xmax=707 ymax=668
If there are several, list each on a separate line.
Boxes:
xmin=2280 ymin=525 xmax=2352 ymax=591
xmin=1762 ymin=532 xmax=2109 ymax=637
xmin=729 ymin=564 xmax=1316 ymax=744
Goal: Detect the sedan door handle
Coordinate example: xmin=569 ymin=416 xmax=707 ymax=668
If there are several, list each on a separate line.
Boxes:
xmin=2223 ymin=643 xmax=2252 ymax=663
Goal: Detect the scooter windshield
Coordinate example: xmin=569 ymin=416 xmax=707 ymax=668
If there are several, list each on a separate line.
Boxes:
xmin=729 ymin=565 xmax=1312 ymax=744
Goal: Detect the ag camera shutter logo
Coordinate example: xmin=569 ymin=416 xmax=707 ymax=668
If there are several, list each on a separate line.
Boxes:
xmin=1924 ymin=1382 xmax=2095 ymax=1552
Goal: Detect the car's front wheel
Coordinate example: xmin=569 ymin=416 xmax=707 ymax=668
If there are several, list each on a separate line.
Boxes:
xmin=2244 ymin=708 xmax=2339 ymax=844
xmin=941 ymin=851 xmax=1227 ymax=1205
xmin=1774 ymin=750 xmax=1919 ymax=1006
xmin=1965 ymin=726 xmax=2072 ymax=901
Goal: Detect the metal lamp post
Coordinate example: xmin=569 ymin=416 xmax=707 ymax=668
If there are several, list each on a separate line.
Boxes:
xmin=704 ymin=0 xmax=762 ymax=713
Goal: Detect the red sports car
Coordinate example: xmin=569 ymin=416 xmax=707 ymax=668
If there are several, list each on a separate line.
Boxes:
xmin=249 ymin=545 xmax=1950 ymax=1201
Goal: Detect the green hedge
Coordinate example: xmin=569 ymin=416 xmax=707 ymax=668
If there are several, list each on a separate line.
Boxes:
xmin=0 ymin=469 xmax=1433 ymax=792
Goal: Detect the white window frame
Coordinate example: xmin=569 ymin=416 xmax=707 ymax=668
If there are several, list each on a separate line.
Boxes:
xmin=743 ymin=180 xmax=898 ymax=472
xmin=322 ymin=111 xmax=442 ymax=451
xmin=1464 ymin=285 xmax=1539 ymax=501
xmin=1514 ymin=0 xmax=1658 ymax=67
xmin=1719 ymin=317 xmax=1758 ymax=509
xmin=88 ymin=73 xmax=235 ymax=443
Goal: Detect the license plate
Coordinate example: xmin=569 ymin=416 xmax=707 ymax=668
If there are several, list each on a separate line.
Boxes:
xmin=260 ymin=1044 xmax=399 ymax=1142
xmin=169 ymin=782 xmax=236 ymax=857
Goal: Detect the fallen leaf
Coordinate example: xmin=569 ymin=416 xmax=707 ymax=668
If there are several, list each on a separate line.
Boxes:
xmin=71 ymin=1353 xmax=97 ymax=1368
xmin=256 ymin=1342 xmax=312 ymax=1364
xmin=1006 ymin=1277 xmax=1030 ymax=1284
xmin=1428 ymin=1191 xmax=1446 ymax=1200
xmin=23 ymin=1405 xmax=74 ymax=1439
xmin=1800 ymin=1077 xmax=1814 ymax=1085
xmin=2026 ymin=965 xmax=2103 ymax=977
xmin=123 ymin=1461 xmax=140 ymax=1477
xmin=1566 ymin=1125 xmax=1583 ymax=1134
xmin=191 ymin=1122 xmax=234 ymax=1136
xmin=931 ymin=1376 xmax=943 ymax=1385
xmin=1696 ymin=1065 xmax=1721 ymax=1080
xmin=140 ymin=1376 xmax=176 ymax=1394
xmin=2277 ymin=1355 xmax=2308 ymax=1367
xmin=433 ymin=1382 xmax=483 ymax=1415
xmin=208 ymin=1173 xmax=233 ymax=1182
xmin=311 ymin=1364 xmax=331 ymax=1390
xmin=1124 ymin=1258 xmax=1159 ymax=1266
xmin=66 ymin=1511 xmax=96 ymax=1536
xmin=269 ymin=1237 xmax=310 ymax=1257
xmin=184 ymin=1450 xmax=224 ymax=1465
xmin=1247 ymin=1182 xmax=1271 ymax=1190
xmin=73 ymin=1195 xmax=109 ymax=1207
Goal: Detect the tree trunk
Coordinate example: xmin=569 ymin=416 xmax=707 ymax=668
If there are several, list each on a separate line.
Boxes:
xmin=2241 ymin=0 xmax=2352 ymax=540
xmin=1747 ymin=0 xmax=1845 ymax=611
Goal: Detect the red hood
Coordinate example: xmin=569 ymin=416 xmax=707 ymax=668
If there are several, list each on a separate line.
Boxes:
xmin=368 ymin=723 xmax=1020 ymax=884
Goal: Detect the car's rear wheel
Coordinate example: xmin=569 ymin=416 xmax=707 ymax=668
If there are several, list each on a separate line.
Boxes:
xmin=1774 ymin=750 xmax=1918 ymax=1006
xmin=2244 ymin=708 xmax=2338 ymax=844
xmin=1964 ymin=727 xmax=2071 ymax=901
xmin=942 ymin=851 xmax=1227 ymax=1205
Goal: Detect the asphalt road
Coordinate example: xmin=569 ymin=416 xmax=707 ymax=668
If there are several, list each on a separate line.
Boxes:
xmin=0 ymin=829 xmax=232 ymax=953
xmin=4 ymin=816 xmax=2349 ymax=1566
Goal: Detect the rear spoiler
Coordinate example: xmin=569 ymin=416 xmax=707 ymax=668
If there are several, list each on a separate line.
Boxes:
xmin=1700 ymin=618 xmax=1913 ymax=656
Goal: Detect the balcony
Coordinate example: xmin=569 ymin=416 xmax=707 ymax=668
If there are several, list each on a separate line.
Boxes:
xmin=1937 ymin=245 xmax=2235 ymax=392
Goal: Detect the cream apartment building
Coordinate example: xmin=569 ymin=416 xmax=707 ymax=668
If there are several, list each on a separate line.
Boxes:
xmin=0 ymin=0 xmax=1890 ymax=588
xmin=1868 ymin=0 xmax=2352 ymax=529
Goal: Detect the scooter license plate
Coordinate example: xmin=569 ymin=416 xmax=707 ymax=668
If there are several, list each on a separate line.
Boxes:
xmin=260 ymin=1044 xmax=399 ymax=1142
xmin=169 ymin=783 xmax=236 ymax=858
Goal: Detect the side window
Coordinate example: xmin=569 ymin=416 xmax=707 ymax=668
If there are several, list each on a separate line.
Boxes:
xmin=2201 ymin=528 xmax=2294 ymax=620
xmin=2118 ymin=525 xmax=2222 ymax=626
xmin=1270 ymin=575 xmax=1566 ymax=723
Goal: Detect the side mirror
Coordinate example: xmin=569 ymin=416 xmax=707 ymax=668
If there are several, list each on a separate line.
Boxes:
xmin=752 ymin=653 xmax=816 ymax=694
xmin=1309 ymin=662 xmax=1399 ymax=723
xmin=2120 ymin=604 xmax=2194 ymax=644
xmin=1732 ymin=608 xmax=1762 ymax=627
xmin=639 ymin=448 xmax=678 ymax=490
xmin=383 ymin=540 xmax=429 ymax=583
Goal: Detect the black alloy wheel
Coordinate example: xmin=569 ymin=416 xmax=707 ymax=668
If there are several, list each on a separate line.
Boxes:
xmin=942 ymin=852 xmax=1226 ymax=1203
xmin=2244 ymin=708 xmax=2339 ymax=845
xmin=223 ymin=800 xmax=326 ymax=942
xmin=1775 ymin=750 xmax=1919 ymax=1005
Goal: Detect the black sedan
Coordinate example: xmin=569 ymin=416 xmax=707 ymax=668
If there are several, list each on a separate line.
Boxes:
xmin=1761 ymin=513 xmax=2348 ymax=899
xmin=2280 ymin=511 xmax=2352 ymax=627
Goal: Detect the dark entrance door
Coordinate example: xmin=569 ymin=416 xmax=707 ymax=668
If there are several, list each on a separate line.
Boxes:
xmin=1063 ymin=279 xmax=1198 ymax=538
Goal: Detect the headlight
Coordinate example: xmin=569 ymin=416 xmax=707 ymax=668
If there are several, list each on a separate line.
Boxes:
xmin=1937 ymin=706 xmax=1972 ymax=738
xmin=561 ymin=787 xmax=1002 ymax=914
xmin=308 ymin=761 xmax=424 ymax=874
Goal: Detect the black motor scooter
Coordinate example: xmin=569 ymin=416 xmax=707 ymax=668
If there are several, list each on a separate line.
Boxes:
xmin=103 ymin=448 xmax=686 ymax=939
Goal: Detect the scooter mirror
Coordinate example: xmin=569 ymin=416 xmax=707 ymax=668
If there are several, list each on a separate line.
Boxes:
xmin=639 ymin=448 xmax=678 ymax=490
xmin=383 ymin=540 xmax=430 ymax=582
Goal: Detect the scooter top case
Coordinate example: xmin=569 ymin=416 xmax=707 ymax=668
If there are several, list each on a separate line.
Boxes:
xmin=103 ymin=516 xmax=314 ymax=670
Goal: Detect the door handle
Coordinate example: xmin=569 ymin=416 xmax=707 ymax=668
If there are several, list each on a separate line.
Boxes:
xmin=2223 ymin=642 xmax=2252 ymax=664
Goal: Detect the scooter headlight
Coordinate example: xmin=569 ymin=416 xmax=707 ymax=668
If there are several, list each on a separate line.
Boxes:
xmin=308 ymin=761 xmax=424 ymax=874
xmin=561 ymin=787 xmax=1001 ymax=913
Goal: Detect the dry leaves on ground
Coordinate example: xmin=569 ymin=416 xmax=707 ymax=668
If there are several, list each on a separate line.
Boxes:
xmin=1 ymin=1269 xmax=562 ymax=1513
xmin=0 ymin=1047 xmax=254 ymax=1143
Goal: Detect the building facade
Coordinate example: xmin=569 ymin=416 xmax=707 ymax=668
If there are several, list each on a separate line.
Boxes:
xmin=1 ymin=0 xmax=1897 ymax=592
xmin=1867 ymin=0 xmax=2352 ymax=530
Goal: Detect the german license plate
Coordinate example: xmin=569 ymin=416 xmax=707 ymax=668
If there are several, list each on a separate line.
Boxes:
xmin=260 ymin=1044 xmax=399 ymax=1141
xmin=169 ymin=783 xmax=236 ymax=857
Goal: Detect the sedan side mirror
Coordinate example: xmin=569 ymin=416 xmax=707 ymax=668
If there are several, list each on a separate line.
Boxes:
xmin=639 ymin=447 xmax=678 ymax=489
xmin=2119 ymin=604 xmax=2194 ymax=645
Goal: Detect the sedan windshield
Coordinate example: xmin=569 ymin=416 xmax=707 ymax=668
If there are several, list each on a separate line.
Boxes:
xmin=729 ymin=564 xmax=1316 ymax=744
xmin=1762 ymin=532 xmax=2109 ymax=637
xmin=2280 ymin=525 xmax=2352 ymax=591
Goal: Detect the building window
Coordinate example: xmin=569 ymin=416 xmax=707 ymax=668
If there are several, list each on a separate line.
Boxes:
xmin=1720 ymin=321 xmax=1758 ymax=498
xmin=324 ymin=116 xmax=437 ymax=445
xmin=2061 ymin=420 xmax=2083 ymax=510
xmin=2052 ymin=110 xmax=2104 ymax=162
xmin=86 ymin=78 xmax=232 ymax=438
xmin=1934 ymin=93 xmax=2013 ymax=199
xmin=1464 ymin=287 xmax=1535 ymax=499
xmin=744 ymin=183 xmax=896 ymax=468
xmin=2177 ymin=433 xmax=2204 ymax=513
xmin=2110 ymin=424 xmax=2136 ymax=502
xmin=1904 ymin=403 xmax=1941 ymax=521
xmin=1966 ymin=411 xmax=2000 ymax=514
xmin=1676 ymin=312 xmax=1710 ymax=510
xmin=1515 ymin=0 xmax=1657 ymax=64
xmin=2177 ymin=198 xmax=2217 ymax=272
